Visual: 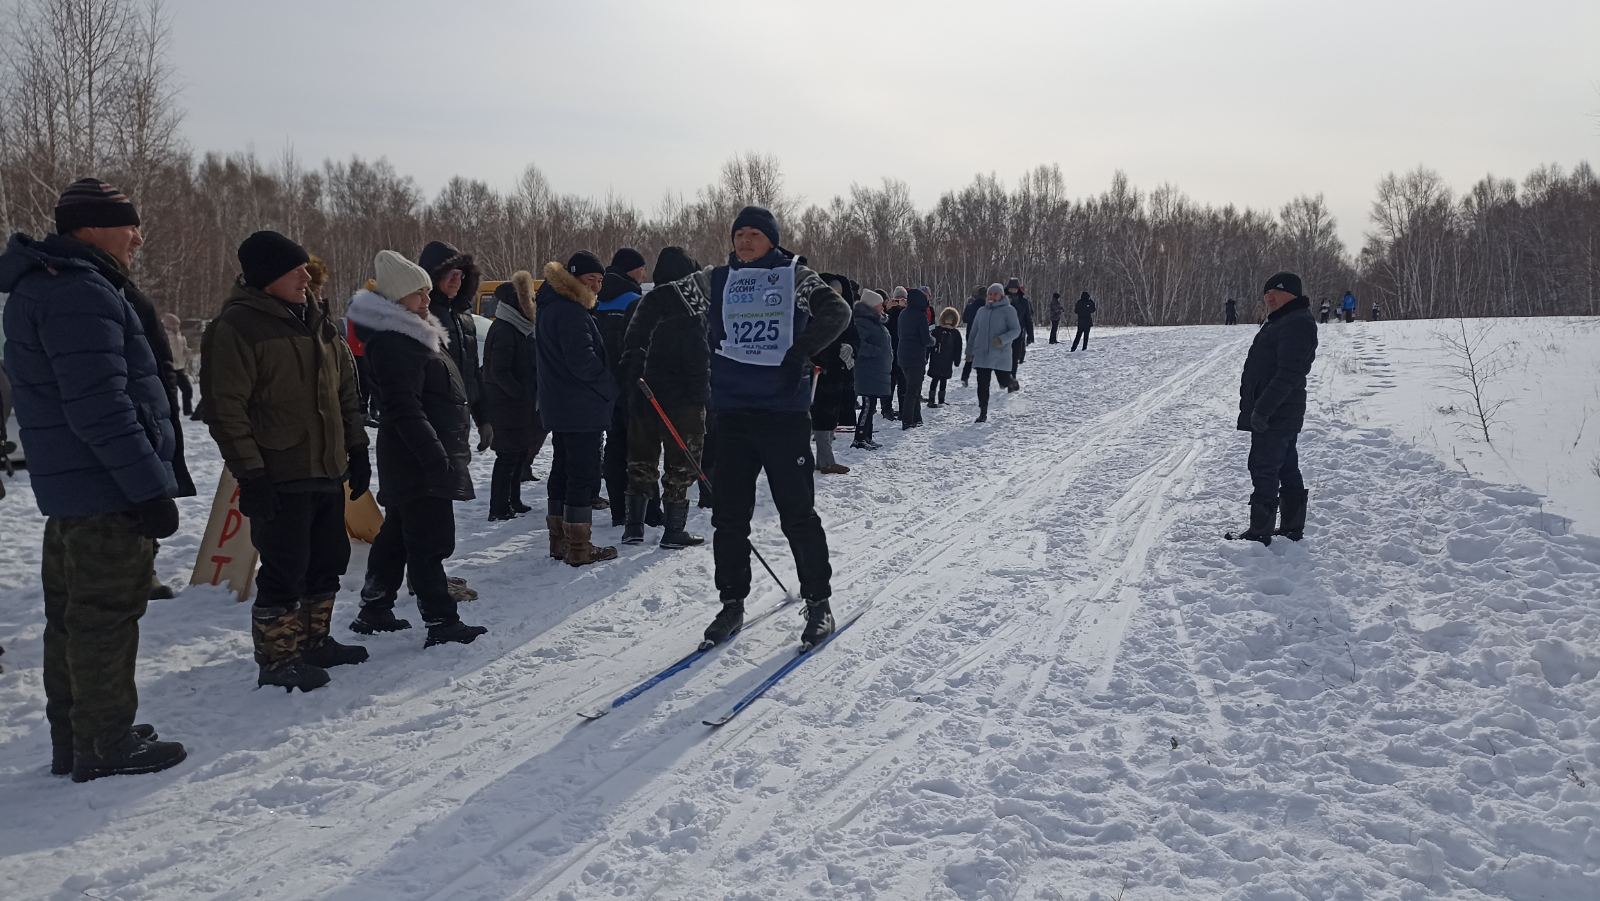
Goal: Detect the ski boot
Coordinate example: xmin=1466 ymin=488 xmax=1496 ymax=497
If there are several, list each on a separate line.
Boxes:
xmin=701 ymin=599 xmax=745 ymax=649
xmin=800 ymin=598 xmax=835 ymax=651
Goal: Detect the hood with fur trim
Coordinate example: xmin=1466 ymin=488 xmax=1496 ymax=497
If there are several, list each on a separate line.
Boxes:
xmin=539 ymin=260 xmax=597 ymax=310
xmin=345 ymin=289 xmax=451 ymax=352
xmin=936 ymin=306 xmax=961 ymax=327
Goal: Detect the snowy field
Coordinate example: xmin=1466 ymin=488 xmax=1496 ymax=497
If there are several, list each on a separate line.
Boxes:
xmin=2 ymin=319 xmax=1598 ymax=901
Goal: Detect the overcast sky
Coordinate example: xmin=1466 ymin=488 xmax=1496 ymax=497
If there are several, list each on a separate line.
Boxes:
xmin=168 ymin=0 xmax=1596 ymax=253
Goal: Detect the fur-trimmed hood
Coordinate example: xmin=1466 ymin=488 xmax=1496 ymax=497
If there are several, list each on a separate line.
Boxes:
xmin=936 ymin=306 xmax=961 ymax=327
xmin=539 ymin=260 xmax=597 ymax=310
xmin=346 ymin=289 xmax=450 ymax=352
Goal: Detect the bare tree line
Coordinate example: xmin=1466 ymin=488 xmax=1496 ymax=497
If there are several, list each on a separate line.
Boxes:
xmin=1 ymin=0 xmax=1595 ymax=327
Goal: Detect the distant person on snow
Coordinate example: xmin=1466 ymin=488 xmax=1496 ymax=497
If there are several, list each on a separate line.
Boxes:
xmin=1341 ymin=290 xmax=1357 ymax=323
xmin=1070 ymin=291 xmax=1097 ymax=351
xmin=698 ymin=206 xmax=851 ymax=651
xmin=1048 ymin=292 xmax=1064 ymax=344
xmin=896 ymin=288 xmax=936 ymax=429
xmin=851 ymin=288 xmax=893 ymax=450
xmin=1228 ymin=271 xmax=1318 ymax=546
xmin=1319 ymin=299 xmax=1331 ymax=324
xmin=1004 ymin=278 xmax=1034 ymax=388
xmin=926 ymin=306 xmax=964 ymax=407
xmin=966 ymin=283 xmax=1022 ymax=423
xmin=346 ymin=251 xmax=487 ymax=646
xmin=883 ymin=287 xmax=907 ymax=421
xmin=960 ymin=285 xmax=984 ymax=385
xmin=1225 ymin=298 xmax=1238 ymax=325
xmin=205 ymin=230 xmax=372 ymax=690
xmin=0 ymin=178 xmax=186 ymax=780
xmin=812 ymin=274 xmax=861 ymax=473
xmin=595 ymin=247 xmax=648 ymax=526
xmin=1370 ymin=302 xmax=1383 ymax=322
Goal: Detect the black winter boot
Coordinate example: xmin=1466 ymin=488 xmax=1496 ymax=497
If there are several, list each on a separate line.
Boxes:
xmin=645 ymin=496 xmax=664 ymax=528
xmin=701 ymin=600 xmax=745 ymax=648
xmin=488 ymin=455 xmax=516 ymax=521
xmin=71 ymin=730 xmax=187 ymax=782
xmin=424 ymin=620 xmax=488 ymax=647
xmin=622 ymin=493 xmax=648 ymax=545
xmin=800 ymin=599 xmax=835 ymax=650
xmin=1275 ymin=489 xmax=1309 ymax=541
xmin=53 ymin=724 xmax=157 ymax=776
xmin=349 ymin=605 xmax=412 ymax=634
xmin=252 ymin=606 xmax=331 ymax=692
xmin=299 ymin=595 xmax=369 ymax=667
xmin=975 ymin=408 xmax=988 ymax=423
xmin=659 ymin=501 xmax=704 ymax=549
xmin=1226 ymin=500 xmax=1278 ymax=546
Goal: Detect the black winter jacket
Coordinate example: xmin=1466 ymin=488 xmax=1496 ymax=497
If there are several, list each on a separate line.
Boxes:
xmin=620 ymin=277 xmax=710 ymax=413
xmin=536 ymin=262 xmax=617 ymax=433
xmin=810 ymin=322 xmax=860 ymax=431
xmin=481 ymin=272 xmax=541 ymax=453
xmin=1074 ymin=294 xmax=1097 ymax=324
xmin=418 ymin=241 xmax=481 ymax=410
xmin=593 ymin=270 xmax=643 ymax=390
xmin=346 ymin=290 xmax=474 ymax=505
xmin=928 ymin=326 xmax=964 ymax=380
xmin=1238 ymin=295 xmax=1318 ymax=433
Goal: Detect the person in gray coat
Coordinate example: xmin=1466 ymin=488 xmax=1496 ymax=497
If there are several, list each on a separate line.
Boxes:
xmin=851 ymin=289 xmax=893 ymax=449
xmin=965 ymin=283 xmax=1022 ymax=423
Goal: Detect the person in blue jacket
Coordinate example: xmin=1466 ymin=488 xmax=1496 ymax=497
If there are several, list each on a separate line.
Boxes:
xmin=697 ymin=206 xmax=851 ymax=651
xmin=1341 ymin=290 xmax=1357 ymax=323
xmin=0 ymin=178 xmax=186 ymax=781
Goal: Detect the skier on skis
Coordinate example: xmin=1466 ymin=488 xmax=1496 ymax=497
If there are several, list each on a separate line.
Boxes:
xmin=698 ymin=206 xmax=851 ymax=650
xmin=1229 ymin=271 xmax=1318 ymax=545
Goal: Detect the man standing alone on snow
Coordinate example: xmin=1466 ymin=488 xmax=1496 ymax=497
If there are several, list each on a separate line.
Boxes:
xmin=1225 ymin=298 xmax=1238 ymax=325
xmin=203 ymin=231 xmax=372 ymax=691
xmin=1048 ymin=292 xmax=1064 ymax=344
xmin=0 ymin=178 xmax=186 ymax=780
xmin=699 ymin=206 xmax=851 ymax=650
xmin=1228 ymin=271 xmax=1318 ymax=546
xmin=1070 ymin=291 xmax=1097 ymax=351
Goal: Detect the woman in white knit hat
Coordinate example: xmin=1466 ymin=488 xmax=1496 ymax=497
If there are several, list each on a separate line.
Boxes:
xmin=344 ymin=250 xmax=487 ymax=648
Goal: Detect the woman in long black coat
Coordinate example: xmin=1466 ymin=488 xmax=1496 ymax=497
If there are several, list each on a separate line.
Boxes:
xmin=482 ymin=271 xmax=544 ymax=520
xmin=345 ymin=250 xmax=484 ymax=646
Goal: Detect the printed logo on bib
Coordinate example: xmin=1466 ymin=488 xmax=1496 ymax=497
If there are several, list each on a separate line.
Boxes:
xmin=719 ymin=260 xmax=797 ymax=367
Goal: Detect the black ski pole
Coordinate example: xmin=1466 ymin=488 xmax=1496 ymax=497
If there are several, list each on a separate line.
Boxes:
xmin=638 ymin=378 xmax=791 ymax=598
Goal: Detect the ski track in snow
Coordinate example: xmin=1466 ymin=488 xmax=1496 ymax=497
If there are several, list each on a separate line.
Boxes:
xmin=2 ymin=323 xmax=1598 ymax=901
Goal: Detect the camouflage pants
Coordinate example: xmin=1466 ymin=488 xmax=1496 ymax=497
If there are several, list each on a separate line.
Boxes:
xmin=42 ymin=511 xmax=155 ymax=754
xmin=627 ymin=405 xmax=704 ymax=503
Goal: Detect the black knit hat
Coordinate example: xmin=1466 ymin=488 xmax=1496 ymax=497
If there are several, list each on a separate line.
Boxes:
xmin=1263 ymin=271 xmax=1304 ymax=297
xmin=54 ymin=178 xmax=140 ymax=234
xmin=609 ymin=247 xmax=647 ymax=275
xmin=238 ymin=230 xmax=310 ymax=289
xmin=566 ymin=251 xmax=605 ymax=279
xmin=1005 ymin=277 xmax=1021 ymax=292
xmin=652 ymin=246 xmax=699 ymax=285
xmin=730 ymin=205 xmax=780 ymax=248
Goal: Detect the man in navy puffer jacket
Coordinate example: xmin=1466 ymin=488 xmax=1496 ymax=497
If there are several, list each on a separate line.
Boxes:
xmin=0 ymin=178 xmax=186 ymax=782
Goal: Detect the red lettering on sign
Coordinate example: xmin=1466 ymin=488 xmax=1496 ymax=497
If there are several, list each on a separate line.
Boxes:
xmin=209 ymin=555 xmax=232 ymax=584
xmin=220 ymin=509 xmax=242 ymax=545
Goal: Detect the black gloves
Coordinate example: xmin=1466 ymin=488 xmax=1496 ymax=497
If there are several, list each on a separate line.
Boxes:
xmin=133 ymin=497 xmax=180 ymax=539
xmin=237 ymin=473 xmax=280 ymax=522
xmin=347 ymin=451 xmax=372 ymax=500
xmin=1250 ymin=410 xmax=1272 ymax=433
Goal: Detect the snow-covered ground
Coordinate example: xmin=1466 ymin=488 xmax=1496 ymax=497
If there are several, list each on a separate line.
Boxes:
xmin=1 ymin=319 xmax=1597 ymax=901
